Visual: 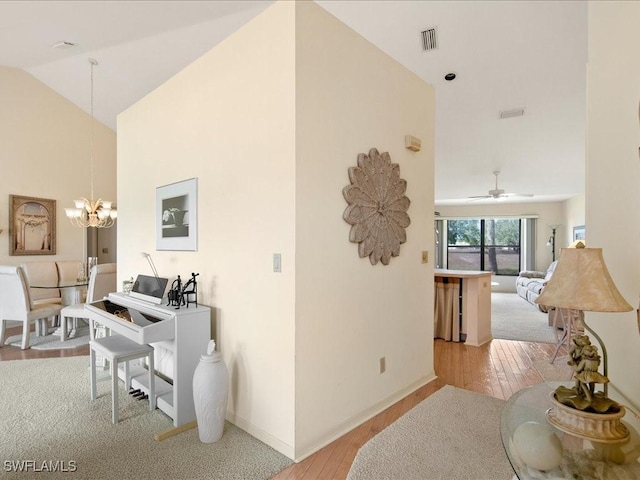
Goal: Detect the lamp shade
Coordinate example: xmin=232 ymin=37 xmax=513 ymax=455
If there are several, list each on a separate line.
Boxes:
xmin=535 ymin=247 xmax=632 ymax=312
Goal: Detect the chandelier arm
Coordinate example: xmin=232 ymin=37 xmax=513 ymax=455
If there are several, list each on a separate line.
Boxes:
xmin=90 ymin=59 xmax=95 ymax=202
xmin=66 ymin=59 xmax=116 ymax=229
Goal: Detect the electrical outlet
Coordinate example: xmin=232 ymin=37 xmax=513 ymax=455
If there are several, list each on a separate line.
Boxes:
xmin=379 ymin=357 xmax=386 ymax=374
xmin=273 ymin=253 xmax=281 ymax=273
xmin=421 ymin=251 xmax=428 ymax=263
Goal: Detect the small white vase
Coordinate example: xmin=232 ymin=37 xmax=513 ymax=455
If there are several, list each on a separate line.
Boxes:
xmin=192 ymin=340 xmax=229 ymax=443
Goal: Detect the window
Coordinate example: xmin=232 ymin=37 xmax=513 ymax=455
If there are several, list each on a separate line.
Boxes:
xmin=447 ymin=218 xmax=521 ymax=275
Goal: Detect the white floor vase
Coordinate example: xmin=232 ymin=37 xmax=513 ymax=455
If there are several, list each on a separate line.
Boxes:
xmin=193 ymin=340 xmax=229 ymax=443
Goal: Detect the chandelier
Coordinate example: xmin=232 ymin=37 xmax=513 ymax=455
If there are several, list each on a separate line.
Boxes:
xmin=65 ymin=58 xmax=117 ymax=228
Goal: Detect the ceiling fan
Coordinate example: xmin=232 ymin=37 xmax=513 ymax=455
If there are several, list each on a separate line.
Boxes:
xmin=468 ymin=170 xmax=533 ymax=201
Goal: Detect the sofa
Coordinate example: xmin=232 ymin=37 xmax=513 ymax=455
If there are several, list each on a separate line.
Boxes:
xmin=515 ymin=261 xmax=558 ymax=312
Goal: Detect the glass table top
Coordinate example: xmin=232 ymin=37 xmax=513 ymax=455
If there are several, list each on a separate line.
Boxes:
xmin=501 ymin=382 xmax=640 ymax=479
xmin=31 ymin=282 xmax=88 ymax=289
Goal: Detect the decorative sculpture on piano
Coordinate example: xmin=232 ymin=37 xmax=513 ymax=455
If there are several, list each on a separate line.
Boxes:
xmin=167 ymin=275 xmax=183 ymax=308
xmin=182 ymin=272 xmax=199 ymax=308
xmin=167 ymin=272 xmax=199 ymax=309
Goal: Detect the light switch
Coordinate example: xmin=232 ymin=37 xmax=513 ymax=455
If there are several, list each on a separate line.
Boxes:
xmin=273 ymin=253 xmax=281 ymax=273
xmin=421 ymin=251 xmax=429 ymax=263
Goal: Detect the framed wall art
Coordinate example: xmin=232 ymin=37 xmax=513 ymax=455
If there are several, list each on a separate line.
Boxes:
xmin=156 ymin=178 xmax=198 ymax=251
xmin=9 ymin=194 xmax=56 ymax=256
xmin=573 ymin=225 xmax=585 ymax=242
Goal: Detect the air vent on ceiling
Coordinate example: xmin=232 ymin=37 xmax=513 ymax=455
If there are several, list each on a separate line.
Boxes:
xmin=421 ymin=27 xmax=438 ymax=51
xmin=499 ymin=108 xmax=525 ymax=119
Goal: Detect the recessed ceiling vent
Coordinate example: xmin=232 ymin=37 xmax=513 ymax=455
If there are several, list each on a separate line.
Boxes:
xmin=499 ymin=108 xmax=525 ymax=119
xmin=421 ymin=27 xmax=438 ymax=51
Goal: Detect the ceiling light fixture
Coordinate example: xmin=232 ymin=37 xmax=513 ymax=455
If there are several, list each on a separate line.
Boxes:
xmin=65 ymin=58 xmax=117 ymax=229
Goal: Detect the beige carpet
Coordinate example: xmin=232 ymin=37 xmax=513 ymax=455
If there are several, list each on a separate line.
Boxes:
xmin=347 ymin=385 xmax=513 ymax=480
xmin=492 ymin=293 xmax=557 ymax=343
xmin=0 ymin=356 xmax=292 ymax=479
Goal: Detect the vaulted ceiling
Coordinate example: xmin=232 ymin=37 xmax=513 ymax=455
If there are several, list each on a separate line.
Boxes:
xmin=0 ymin=1 xmax=587 ymax=206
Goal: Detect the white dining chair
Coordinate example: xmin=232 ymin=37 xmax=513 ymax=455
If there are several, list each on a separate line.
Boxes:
xmin=20 ymin=261 xmax=62 ymax=306
xmin=59 ymin=263 xmax=116 ymax=341
xmin=0 ymin=265 xmax=63 ymax=349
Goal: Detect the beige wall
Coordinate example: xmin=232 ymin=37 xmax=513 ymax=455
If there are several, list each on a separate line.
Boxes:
xmin=586 ymin=2 xmax=640 ymax=407
xmin=118 ymin=1 xmax=297 ymax=456
xmin=0 ymin=67 xmax=116 ymax=266
xmin=118 ymin=0 xmax=435 ymax=460
xmin=561 ymin=193 xmax=585 ymax=247
xmin=294 ymin=2 xmax=435 ymax=459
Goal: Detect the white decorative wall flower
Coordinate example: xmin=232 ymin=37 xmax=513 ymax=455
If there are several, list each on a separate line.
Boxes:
xmin=343 ymin=148 xmax=411 ymax=265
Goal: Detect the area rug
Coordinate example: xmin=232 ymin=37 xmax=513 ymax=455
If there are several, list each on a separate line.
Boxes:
xmin=347 ymin=385 xmax=513 ymax=480
xmin=492 ymin=292 xmax=556 ymax=343
xmin=0 ymin=357 xmax=292 ymax=479
xmin=5 ymin=327 xmax=90 ymax=350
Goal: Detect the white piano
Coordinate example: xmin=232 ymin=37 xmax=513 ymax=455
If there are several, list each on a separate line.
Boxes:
xmin=86 ymin=292 xmax=211 ymax=428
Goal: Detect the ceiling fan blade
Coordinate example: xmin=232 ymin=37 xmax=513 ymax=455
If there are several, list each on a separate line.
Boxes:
xmin=501 ymin=193 xmax=534 ymax=198
xmin=465 ymin=172 xmax=534 ymax=201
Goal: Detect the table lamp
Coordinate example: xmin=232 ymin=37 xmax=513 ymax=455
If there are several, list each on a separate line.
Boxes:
xmin=535 ymin=244 xmax=632 ymax=442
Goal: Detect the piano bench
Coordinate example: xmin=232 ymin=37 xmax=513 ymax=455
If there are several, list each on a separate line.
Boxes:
xmin=89 ymin=335 xmax=156 ymax=424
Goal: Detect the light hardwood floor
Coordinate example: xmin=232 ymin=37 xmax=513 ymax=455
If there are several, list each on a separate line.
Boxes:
xmin=271 ymin=339 xmax=557 ymax=480
xmin=0 ymin=325 xmax=90 ymax=360
xmin=0 ymin=326 xmax=557 ymax=479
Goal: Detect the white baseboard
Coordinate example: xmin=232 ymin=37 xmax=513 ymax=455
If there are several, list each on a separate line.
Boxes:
xmin=293 ymin=371 xmax=438 ymax=462
xmin=225 ymin=371 xmax=438 ymax=463
xmin=226 ymin=411 xmax=295 ymax=460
